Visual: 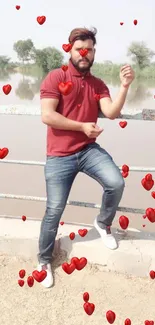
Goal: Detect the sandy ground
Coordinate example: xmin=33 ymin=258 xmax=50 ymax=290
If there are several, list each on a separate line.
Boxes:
xmin=0 ymin=252 xmax=155 ymax=325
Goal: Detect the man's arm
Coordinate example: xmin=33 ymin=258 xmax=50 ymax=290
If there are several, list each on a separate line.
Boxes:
xmin=40 ymin=71 xmax=84 ymax=132
xmin=99 ymin=84 xmax=129 ymax=120
xmin=41 ymin=98 xmax=84 ymax=132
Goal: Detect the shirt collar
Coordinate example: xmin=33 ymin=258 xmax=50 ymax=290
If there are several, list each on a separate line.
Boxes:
xmin=68 ymin=58 xmax=91 ymax=77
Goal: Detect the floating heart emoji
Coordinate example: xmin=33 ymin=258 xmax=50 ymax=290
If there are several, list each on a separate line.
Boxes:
xmin=62 ymin=43 xmax=72 ymax=52
xmin=60 ymin=221 xmax=64 ymax=225
xmin=3 ymin=84 xmax=12 ymax=95
xmin=145 ymin=321 xmax=154 ymax=325
xmin=37 ymin=16 xmax=46 ymax=25
xmin=122 ymin=171 xmax=128 ymax=178
xmin=145 ymin=174 xmax=153 ymax=181
xmin=145 ymin=208 xmax=155 ymax=223
xmin=94 ymin=94 xmax=101 ymax=101
xmin=18 ymin=279 xmax=24 ymax=287
xmin=122 ymin=164 xmax=129 ymax=173
xmin=61 ymin=65 xmax=68 ymax=72
xmin=83 ymin=292 xmax=89 ymax=302
xmin=32 ymin=270 xmax=47 ymax=282
xmin=119 ymin=215 xmax=129 ymax=230
xmin=27 ymin=276 xmax=34 ymax=287
xmin=16 ymin=5 xmax=20 ymax=10
xmin=78 ymin=229 xmax=88 ymax=237
xmin=124 ymin=319 xmax=131 ymax=325
xmin=119 ymin=121 xmax=127 ymax=128
xmin=69 ymin=232 xmax=75 ymax=240
xmin=120 ymin=22 xmax=124 ymax=25
xmin=151 ymin=192 xmax=155 ymax=199
xmin=141 ymin=178 xmax=154 ymax=191
xmin=79 ymin=49 xmax=88 ymax=57
xmin=133 ymin=19 xmax=138 ymax=25
xmin=106 ymin=310 xmax=116 ymax=324
xmin=149 ymin=270 xmax=155 ymax=279
xmin=58 ymin=81 xmax=74 ymax=95
xmin=71 ymin=257 xmax=87 ymax=270
xmin=62 ymin=262 xmax=75 ymax=274
xmin=19 ymin=269 xmax=26 ymax=278
xmin=83 ymin=302 xmax=95 ymax=315
xmin=0 ymin=148 xmax=9 ymax=159
xmin=22 ymin=215 xmax=26 ymax=221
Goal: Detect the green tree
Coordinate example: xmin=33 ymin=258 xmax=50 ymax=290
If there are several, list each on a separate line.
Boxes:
xmin=127 ymin=41 xmax=155 ymax=70
xmin=13 ymin=39 xmax=34 ymax=64
xmin=33 ymin=47 xmax=64 ymax=73
xmin=0 ymin=56 xmax=11 ymax=69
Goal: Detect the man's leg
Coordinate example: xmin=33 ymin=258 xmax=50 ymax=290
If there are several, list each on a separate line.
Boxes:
xmin=79 ymin=142 xmax=125 ymax=249
xmin=37 ymin=154 xmax=78 ymax=287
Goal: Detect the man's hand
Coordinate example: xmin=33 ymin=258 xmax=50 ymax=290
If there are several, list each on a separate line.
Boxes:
xmin=82 ymin=122 xmax=103 ymax=138
xmin=120 ymin=64 xmax=135 ymax=87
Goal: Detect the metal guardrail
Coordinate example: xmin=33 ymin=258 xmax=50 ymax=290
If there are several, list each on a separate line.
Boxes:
xmin=0 ymin=158 xmax=154 ymax=217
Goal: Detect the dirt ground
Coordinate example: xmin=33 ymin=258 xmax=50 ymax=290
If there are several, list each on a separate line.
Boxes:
xmin=0 ymin=252 xmax=155 ymax=325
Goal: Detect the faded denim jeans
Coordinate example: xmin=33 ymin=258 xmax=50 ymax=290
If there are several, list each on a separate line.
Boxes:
xmin=38 ymin=142 xmax=125 ymax=264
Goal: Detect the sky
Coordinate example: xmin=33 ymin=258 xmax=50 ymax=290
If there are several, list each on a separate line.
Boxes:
xmin=0 ymin=0 xmax=154 ymax=64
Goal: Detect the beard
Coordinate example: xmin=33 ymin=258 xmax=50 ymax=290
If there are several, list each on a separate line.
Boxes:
xmin=70 ymin=57 xmax=94 ymax=73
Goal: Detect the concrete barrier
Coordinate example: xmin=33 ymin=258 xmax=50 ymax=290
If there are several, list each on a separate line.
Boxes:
xmin=0 ymin=218 xmax=154 ymax=278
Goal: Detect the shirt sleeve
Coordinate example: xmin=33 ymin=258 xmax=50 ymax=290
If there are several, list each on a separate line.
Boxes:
xmin=97 ymin=79 xmax=111 ymax=99
xmin=40 ymin=69 xmax=62 ymax=100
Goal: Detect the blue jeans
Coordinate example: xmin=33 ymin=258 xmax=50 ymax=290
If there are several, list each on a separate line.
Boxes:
xmin=38 ymin=142 xmax=125 ymax=264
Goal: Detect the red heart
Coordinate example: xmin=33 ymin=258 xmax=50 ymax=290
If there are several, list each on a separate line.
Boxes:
xmin=83 ymin=292 xmax=89 ymax=302
xmin=69 ymin=232 xmax=75 ymax=240
xmin=119 ymin=121 xmax=127 ymax=128
xmin=120 ymin=22 xmax=124 ymax=25
xmin=61 ymin=65 xmax=68 ymax=72
xmin=122 ymin=164 xmax=129 ymax=173
xmin=122 ymin=171 xmax=129 ymax=178
xmin=19 ymin=269 xmax=26 ymax=278
xmin=62 ymin=262 xmax=75 ymax=274
xmin=133 ymin=19 xmax=138 ymax=25
xmin=58 ymin=81 xmax=74 ymax=95
xmin=60 ymin=221 xmax=64 ymax=225
xmin=94 ymin=94 xmax=101 ymax=101
xmin=37 ymin=16 xmax=46 ymax=25
xmin=119 ymin=215 xmax=129 ymax=230
xmin=151 ymin=191 xmax=155 ymax=199
xmin=145 ymin=174 xmax=153 ymax=181
xmin=2 ymin=84 xmax=12 ymax=95
xmin=32 ymin=270 xmax=47 ymax=282
xmin=78 ymin=229 xmax=88 ymax=237
xmin=0 ymin=148 xmax=9 ymax=159
xmin=124 ymin=319 xmax=131 ymax=325
xmin=27 ymin=276 xmax=34 ymax=287
xmin=22 ymin=215 xmax=26 ymax=221
xmin=145 ymin=208 xmax=155 ymax=223
xmin=71 ymin=257 xmax=87 ymax=270
xmin=79 ymin=49 xmax=88 ymax=57
xmin=145 ymin=321 xmax=154 ymax=325
xmin=141 ymin=178 xmax=154 ymax=191
xmin=149 ymin=270 xmax=155 ymax=279
xmin=18 ymin=279 xmax=24 ymax=287
xmin=83 ymin=302 xmax=95 ymax=315
xmin=62 ymin=43 xmax=72 ymax=52
xmin=106 ymin=310 xmax=116 ymax=324
xmin=16 ymin=5 xmax=20 ymax=10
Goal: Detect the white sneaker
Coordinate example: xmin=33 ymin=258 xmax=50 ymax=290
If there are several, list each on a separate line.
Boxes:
xmin=94 ymin=218 xmax=118 ymax=250
xmin=37 ymin=263 xmax=53 ymax=288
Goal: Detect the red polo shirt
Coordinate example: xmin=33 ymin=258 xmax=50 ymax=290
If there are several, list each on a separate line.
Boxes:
xmin=40 ymin=59 xmax=111 ymax=156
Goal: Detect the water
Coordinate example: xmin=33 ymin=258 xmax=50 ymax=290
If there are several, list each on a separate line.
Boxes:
xmin=0 ymin=71 xmax=155 ymax=233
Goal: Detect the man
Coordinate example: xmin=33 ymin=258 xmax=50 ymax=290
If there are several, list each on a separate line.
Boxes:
xmin=37 ymin=27 xmax=135 ymax=288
